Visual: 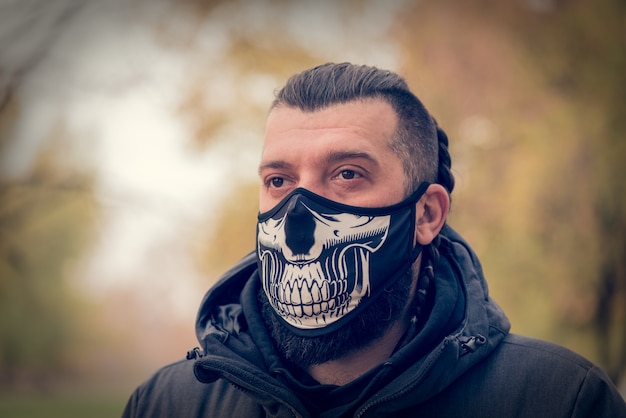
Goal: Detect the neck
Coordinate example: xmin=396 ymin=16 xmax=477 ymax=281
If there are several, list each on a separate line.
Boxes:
xmin=306 ymin=309 xmax=411 ymax=385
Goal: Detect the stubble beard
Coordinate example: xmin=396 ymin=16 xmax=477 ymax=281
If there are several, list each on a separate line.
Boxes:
xmin=258 ymin=266 xmax=417 ymax=369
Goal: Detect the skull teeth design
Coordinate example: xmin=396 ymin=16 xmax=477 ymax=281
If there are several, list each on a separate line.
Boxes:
xmin=263 ymin=250 xmax=352 ymax=324
xmin=260 ymin=250 xmax=363 ymax=326
xmin=257 ymin=197 xmax=391 ymax=329
xmin=271 ymin=265 xmax=348 ymax=320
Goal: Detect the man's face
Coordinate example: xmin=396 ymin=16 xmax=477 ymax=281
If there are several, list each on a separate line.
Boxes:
xmin=257 ymin=99 xmax=421 ymax=365
xmin=258 ymin=98 xmax=407 ymax=212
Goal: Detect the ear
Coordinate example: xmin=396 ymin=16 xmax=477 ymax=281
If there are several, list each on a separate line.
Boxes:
xmin=414 ymin=184 xmax=450 ymax=246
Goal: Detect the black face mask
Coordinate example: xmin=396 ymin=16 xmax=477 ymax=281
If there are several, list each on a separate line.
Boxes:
xmin=256 ymin=182 xmax=430 ymax=336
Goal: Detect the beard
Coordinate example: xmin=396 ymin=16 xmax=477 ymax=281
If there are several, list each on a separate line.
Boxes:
xmin=258 ymin=265 xmax=417 ymax=368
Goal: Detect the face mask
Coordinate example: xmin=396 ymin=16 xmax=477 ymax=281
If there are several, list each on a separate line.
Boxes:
xmin=256 ymin=182 xmax=430 ymax=336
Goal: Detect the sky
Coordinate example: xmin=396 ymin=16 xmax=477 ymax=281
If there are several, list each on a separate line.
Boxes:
xmin=0 ymin=0 xmax=408 ymax=319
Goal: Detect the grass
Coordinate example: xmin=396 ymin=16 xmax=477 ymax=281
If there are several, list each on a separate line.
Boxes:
xmin=0 ymin=394 xmax=127 ymax=418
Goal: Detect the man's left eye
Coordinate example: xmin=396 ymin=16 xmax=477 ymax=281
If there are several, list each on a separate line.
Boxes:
xmin=340 ymin=170 xmax=356 ymax=179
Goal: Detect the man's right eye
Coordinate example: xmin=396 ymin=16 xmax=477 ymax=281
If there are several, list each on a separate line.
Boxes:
xmin=270 ymin=177 xmax=284 ymax=188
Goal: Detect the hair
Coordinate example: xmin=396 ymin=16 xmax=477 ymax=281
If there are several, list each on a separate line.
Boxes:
xmin=271 ymin=62 xmax=455 ymax=196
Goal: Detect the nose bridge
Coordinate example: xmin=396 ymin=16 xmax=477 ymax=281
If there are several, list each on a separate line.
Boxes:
xmin=284 ymin=195 xmax=315 ymax=257
xmin=295 ymin=176 xmax=319 ymax=196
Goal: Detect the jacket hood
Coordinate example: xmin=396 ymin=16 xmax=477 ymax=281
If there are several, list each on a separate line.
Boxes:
xmin=193 ymin=224 xmax=510 ymax=415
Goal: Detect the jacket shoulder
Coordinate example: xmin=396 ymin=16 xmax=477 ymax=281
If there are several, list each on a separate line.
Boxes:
xmin=412 ymin=334 xmax=626 ymax=418
xmin=122 ymin=357 xmax=264 ymax=418
xmin=467 ymin=334 xmax=625 ymax=416
xmin=500 ymin=333 xmax=596 ymax=370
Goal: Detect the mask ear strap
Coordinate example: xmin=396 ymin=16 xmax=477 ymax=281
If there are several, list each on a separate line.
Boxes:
xmin=409 ymin=241 xmax=424 ymax=263
xmin=408 ymin=181 xmax=431 ymax=203
xmin=407 ymin=181 xmax=431 ymax=262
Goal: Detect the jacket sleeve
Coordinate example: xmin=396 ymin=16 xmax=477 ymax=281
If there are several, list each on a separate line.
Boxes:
xmin=571 ymin=365 xmax=626 ymax=418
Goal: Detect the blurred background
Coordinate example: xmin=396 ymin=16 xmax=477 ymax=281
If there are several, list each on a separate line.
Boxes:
xmin=1 ymin=0 xmax=624 ymax=415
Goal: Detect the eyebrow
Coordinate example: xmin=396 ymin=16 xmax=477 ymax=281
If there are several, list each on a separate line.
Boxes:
xmin=258 ymin=151 xmax=378 ymax=175
xmin=323 ymin=150 xmax=378 ymax=167
xmin=258 ymin=160 xmax=293 ymax=175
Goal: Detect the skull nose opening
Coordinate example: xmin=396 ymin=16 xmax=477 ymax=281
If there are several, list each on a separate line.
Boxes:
xmin=284 ymin=198 xmax=315 ymax=258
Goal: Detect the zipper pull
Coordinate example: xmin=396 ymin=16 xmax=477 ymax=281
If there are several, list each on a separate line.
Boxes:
xmin=186 ymin=347 xmax=204 ymax=360
xmin=459 ymin=335 xmax=486 ymax=357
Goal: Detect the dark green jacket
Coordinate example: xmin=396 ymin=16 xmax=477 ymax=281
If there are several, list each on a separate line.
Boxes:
xmin=122 ymin=226 xmax=626 ymax=417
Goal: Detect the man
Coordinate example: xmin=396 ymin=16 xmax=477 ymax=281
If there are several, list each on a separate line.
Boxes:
xmin=123 ymin=63 xmax=626 ymax=417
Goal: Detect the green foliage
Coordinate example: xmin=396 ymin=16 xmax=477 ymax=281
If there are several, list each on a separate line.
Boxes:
xmin=0 ymin=151 xmax=98 ymax=391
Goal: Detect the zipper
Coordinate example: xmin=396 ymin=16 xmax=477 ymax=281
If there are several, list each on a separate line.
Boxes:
xmin=354 ymin=338 xmax=451 ymax=418
xmin=354 ymin=334 xmax=486 ymax=417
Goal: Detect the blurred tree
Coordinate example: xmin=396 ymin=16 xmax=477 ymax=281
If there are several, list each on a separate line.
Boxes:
xmin=0 ymin=134 xmax=99 ymax=391
xmin=519 ymin=0 xmax=626 ymax=385
xmin=155 ymin=0 xmax=324 ymax=150
xmin=395 ymin=0 xmax=625 ymax=384
xmin=194 ymin=181 xmax=259 ymax=278
xmin=0 ymin=0 xmax=83 ymax=111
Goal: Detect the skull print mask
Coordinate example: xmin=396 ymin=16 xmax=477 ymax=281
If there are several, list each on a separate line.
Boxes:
xmin=256 ymin=182 xmax=430 ymax=336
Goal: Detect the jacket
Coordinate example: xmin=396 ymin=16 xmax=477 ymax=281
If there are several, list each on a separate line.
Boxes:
xmin=122 ymin=225 xmax=626 ymax=417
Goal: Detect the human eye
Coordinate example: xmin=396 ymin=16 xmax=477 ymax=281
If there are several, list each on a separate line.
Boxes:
xmin=262 ymin=171 xmax=297 ymax=195
xmin=269 ymin=177 xmax=285 ymax=188
xmin=264 ymin=176 xmax=287 ymax=190
xmin=339 ymin=169 xmax=359 ymax=180
xmin=334 ymin=168 xmax=364 ymax=182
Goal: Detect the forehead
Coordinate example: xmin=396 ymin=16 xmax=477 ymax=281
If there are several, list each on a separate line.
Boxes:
xmin=262 ymin=98 xmax=399 ymax=154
